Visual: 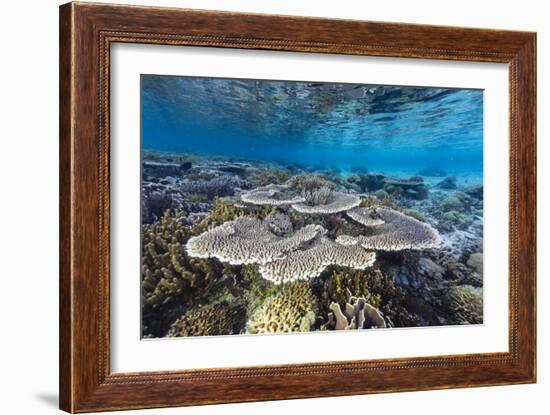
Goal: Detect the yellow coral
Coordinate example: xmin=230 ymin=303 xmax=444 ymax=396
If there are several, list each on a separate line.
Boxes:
xmin=245 ymin=283 xmax=317 ymax=334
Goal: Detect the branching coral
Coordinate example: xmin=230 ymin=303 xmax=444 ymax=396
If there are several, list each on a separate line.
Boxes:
xmin=291 ymin=191 xmax=361 ymax=214
xmin=245 ymin=283 xmax=317 ymax=334
xmin=186 ymin=217 xmax=327 ymax=266
xmin=338 ymin=207 xmax=440 ymax=251
xmin=167 ymin=302 xmax=245 ymax=337
xmin=258 ymin=238 xmax=376 ymax=284
xmin=141 ymin=211 xmax=221 ymax=308
xmin=241 ymin=184 xmax=305 ymax=206
xmin=445 ymin=285 xmax=483 ymax=324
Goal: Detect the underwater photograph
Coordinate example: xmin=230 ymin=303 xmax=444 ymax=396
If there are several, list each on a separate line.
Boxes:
xmin=140 ymin=74 xmax=484 ymax=339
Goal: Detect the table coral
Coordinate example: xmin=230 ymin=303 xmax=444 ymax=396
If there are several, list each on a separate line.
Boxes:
xmin=338 ymin=207 xmax=440 ymax=251
xmin=186 ymin=216 xmax=327 ymax=266
xmin=291 ymin=191 xmax=361 ymax=214
xmin=245 ymin=283 xmax=317 ymax=334
xmin=241 ymin=184 xmax=306 ymax=206
xmin=258 ymin=238 xmax=376 ymax=284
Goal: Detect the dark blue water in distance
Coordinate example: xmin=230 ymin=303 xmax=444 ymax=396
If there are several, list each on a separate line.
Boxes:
xmin=141 ymin=75 xmax=483 ymax=178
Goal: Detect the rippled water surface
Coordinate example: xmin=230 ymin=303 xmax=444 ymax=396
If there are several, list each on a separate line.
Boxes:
xmin=142 ymin=75 xmax=483 ymax=176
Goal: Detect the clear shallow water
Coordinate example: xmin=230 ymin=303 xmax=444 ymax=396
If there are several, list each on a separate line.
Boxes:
xmin=141 ymin=75 xmax=483 ymax=177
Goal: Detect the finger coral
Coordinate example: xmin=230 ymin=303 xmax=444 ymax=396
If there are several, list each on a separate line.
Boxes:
xmin=338 ymin=207 xmax=440 ymax=251
xmin=186 ymin=217 xmax=327 ymax=266
xmin=445 ymin=285 xmax=483 ymax=324
xmin=245 ymin=283 xmax=317 ymax=334
xmin=329 ymin=293 xmax=387 ymax=330
xmin=167 ymin=302 xmax=245 ymax=337
xmin=258 ymin=238 xmax=376 ymax=284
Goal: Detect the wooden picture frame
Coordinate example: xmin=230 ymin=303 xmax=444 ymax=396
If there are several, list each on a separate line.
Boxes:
xmin=59 ymin=2 xmax=536 ymax=412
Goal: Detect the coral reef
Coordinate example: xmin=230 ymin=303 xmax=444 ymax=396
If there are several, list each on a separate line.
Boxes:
xmin=466 ymin=252 xmax=483 ymax=275
xmin=245 ymin=283 xmax=317 ymax=334
xmin=179 ymin=175 xmax=250 ymax=199
xmin=186 ymin=216 xmax=327 ymax=266
xmin=167 ymin=302 xmax=245 ymax=337
xmin=338 ymin=207 xmax=440 ymax=251
xmin=139 ymin=151 xmax=484 ymax=337
xmin=464 ymin=185 xmax=483 ymax=200
xmin=384 ymin=176 xmax=429 ymax=200
xmin=258 ymin=238 xmax=376 ymax=284
xmin=445 ymin=285 xmax=483 ymax=324
xmin=141 ymin=211 xmax=222 ymax=308
xmin=436 ymin=176 xmax=457 ymax=190
xmin=288 ymin=173 xmax=336 ymax=193
xmin=347 ymin=173 xmax=386 ymax=192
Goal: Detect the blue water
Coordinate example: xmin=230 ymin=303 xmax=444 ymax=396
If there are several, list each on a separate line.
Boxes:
xmin=141 ymin=75 xmax=483 ymax=176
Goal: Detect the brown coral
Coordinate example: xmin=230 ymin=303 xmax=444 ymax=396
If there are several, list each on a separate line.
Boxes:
xmin=167 ymin=302 xmax=245 ymax=337
xmin=141 ymin=210 xmax=221 ymax=308
xmin=446 ymin=285 xmax=483 ymax=324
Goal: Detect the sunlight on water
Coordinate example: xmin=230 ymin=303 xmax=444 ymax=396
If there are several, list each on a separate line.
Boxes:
xmin=142 ymin=75 xmax=483 ymax=177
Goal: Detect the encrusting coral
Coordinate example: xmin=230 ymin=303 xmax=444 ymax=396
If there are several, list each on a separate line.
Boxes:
xmin=338 ymin=207 xmax=440 ymax=251
xmin=167 ymin=301 xmax=245 ymax=337
xmin=445 ymin=285 xmax=483 ymax=324
xmin=186 ymin=216 xmax=327 ymax=266
xmin=141 ymin=210 xmax=222 ymax=308
xmin=245 ymin=282 xmax=317 ymax=334
xmin=258 ymin=238 xmax=376 ymax=284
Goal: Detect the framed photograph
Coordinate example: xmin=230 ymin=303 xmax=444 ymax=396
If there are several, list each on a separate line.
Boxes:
xmin=59 ymin=2 xmax=536 ymax=412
